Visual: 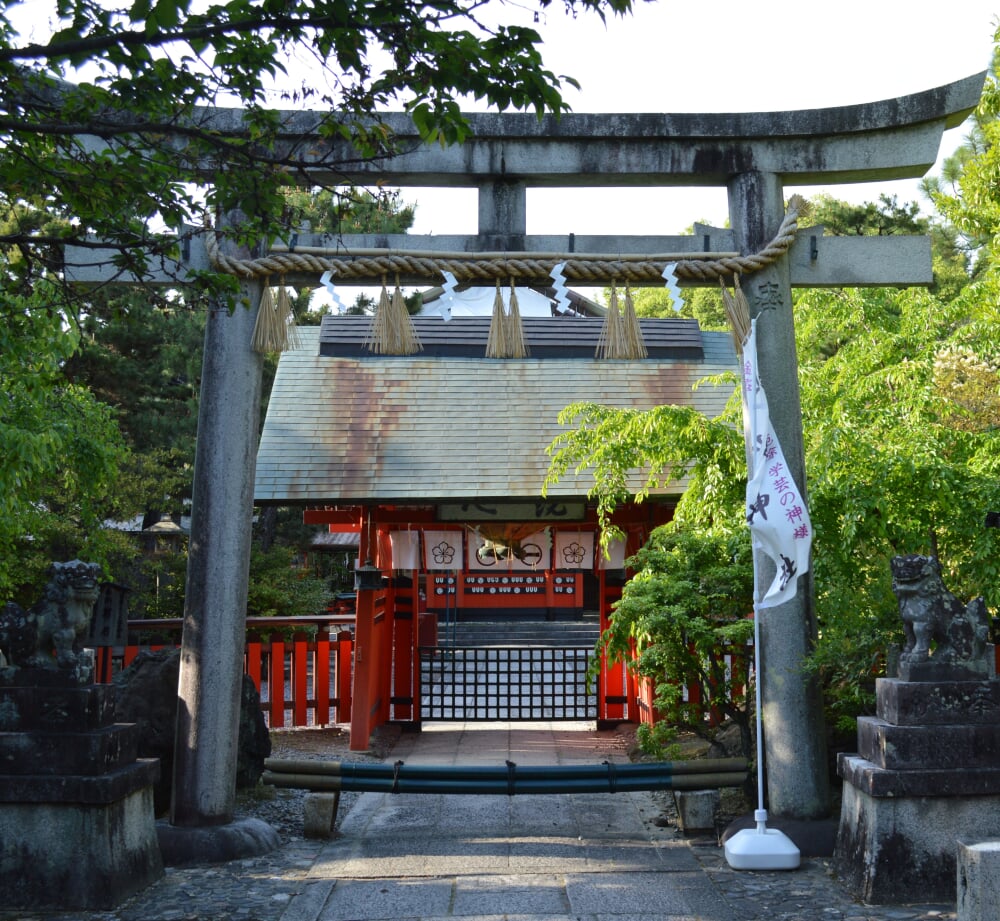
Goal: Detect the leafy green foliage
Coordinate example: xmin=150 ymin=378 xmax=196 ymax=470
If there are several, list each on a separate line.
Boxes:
xmin=0 ymin=283 xmax=128 ymax=599
xmin=544 ymin=388 xmax=746 ymax=550
xmin=795 ymin=280 xmax=1000 ymax=728
xmin=245 ymin=545 xmax=331 ymax=619
xmin=605 ymin=526 xmax=755 ymax=755
xmin=930 ymin=40 xmax=1000 ymax=271
xmin=1 ymin=0 xmax=638 ymax=285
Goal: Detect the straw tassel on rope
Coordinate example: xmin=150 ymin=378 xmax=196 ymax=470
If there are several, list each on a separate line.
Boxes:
xmin=251 ymin=276 xmax=300 ymax=354
xmin=720 ymin=274 xmax=752 ymax=357
xmin=485 ymin=279 xmax=529 ymax=359
xmin=390 ymin=276 xmax=422 ymax=355
xmin=504 ymin=279 xmax=528 ymax=358
xmin=596 ymin=283 xmax=626 ymax=359
xmin=621 ymin=284 xmax=648 ymax=359
xmin=364 ymin=275 xmax=422 ymax=355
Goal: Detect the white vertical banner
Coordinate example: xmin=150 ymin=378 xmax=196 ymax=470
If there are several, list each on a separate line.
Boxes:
xmin=423 ymin=530 xmax=463 ymax=571
xmin=742 ymin=319 xmax=812 ymax=608
xmin=555 ymin=531 xmax=595 ymax=570
xmin=599 ymin=536 xmax=627 ymax=570
xmin=389 ymin=531 xmax=420 ymax=570
xmin=743 ymin=320 xmax=812 ymax=608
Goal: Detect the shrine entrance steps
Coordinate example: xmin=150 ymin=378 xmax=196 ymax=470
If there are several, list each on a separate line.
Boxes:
xmin=438 ymin=612 xmax=601 ymax=648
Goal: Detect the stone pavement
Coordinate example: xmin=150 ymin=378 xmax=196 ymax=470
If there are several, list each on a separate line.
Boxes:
xmin=3 ymin=722 xmax=958 ymax=921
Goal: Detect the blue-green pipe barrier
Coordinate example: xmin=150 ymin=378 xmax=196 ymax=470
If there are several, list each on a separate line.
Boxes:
xmin=262 ymin=756 xmax=748 ymax=796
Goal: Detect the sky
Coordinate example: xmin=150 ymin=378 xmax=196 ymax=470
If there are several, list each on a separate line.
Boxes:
xmin=9 ymin=0 xmax=998 ymax=303
xmin=404 ymin=0 xmax=999 ymax=238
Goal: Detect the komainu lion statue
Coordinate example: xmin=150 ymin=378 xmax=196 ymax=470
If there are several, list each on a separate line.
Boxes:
xmin=0 ymin=560 xmax=102 ymax=678
xmin=891 ymin=554 xmax=991 ymax=676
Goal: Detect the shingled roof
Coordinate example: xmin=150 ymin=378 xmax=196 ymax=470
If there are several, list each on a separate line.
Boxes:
xmin=254 ymin=316 xmax=736 ymax=504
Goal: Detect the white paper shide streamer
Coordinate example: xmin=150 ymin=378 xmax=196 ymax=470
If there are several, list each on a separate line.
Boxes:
xmin=661 ymin=262 xmax=685 ymax=313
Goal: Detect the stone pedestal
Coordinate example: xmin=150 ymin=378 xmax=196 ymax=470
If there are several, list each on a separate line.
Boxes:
xmin=673 ymin=789 xmax=719 ymax=834
xmin=835 ymin=677 xmax=1000 ymax=904
xmin=0 ymin=670 xmax=163 ymax=910
xmin=958 ymin=839 xmax=1000 ymax=921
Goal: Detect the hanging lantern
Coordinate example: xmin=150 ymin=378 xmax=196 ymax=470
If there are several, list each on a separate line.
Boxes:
xmin=354 ymin=559 xmax=386 ymax=592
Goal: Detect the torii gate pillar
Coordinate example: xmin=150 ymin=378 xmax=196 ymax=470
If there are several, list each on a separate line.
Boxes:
xmin=157 ymin=210 xmax=281 ymax=863
xmin=729 ymin=171 xmax=829 ymax=819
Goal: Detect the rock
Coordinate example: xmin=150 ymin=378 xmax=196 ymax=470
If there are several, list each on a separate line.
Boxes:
xmin=114 ymin=649 xmax=270 ymax=815
xmin=708 ymin=721 xmax=750 ymax=760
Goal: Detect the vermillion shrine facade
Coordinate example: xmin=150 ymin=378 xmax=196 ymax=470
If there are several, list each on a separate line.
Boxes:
xmin=255 ymin=314 xmax=735 ymax=748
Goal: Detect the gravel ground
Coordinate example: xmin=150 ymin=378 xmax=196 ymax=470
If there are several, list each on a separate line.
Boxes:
xmin=237 ymin=723 xmax=404 ymax=841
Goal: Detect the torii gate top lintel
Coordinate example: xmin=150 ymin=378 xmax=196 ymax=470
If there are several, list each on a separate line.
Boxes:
xmin=68 ymin=72 xmax=985 ymax=291
xmin=224 ymin=71 xmax=986 ymax=188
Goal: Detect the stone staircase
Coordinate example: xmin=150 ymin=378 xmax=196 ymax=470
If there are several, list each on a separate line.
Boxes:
xmin=436 ymin=614 xmax=601 ymax=648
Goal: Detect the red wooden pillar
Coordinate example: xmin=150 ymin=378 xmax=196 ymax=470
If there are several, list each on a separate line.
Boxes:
xmin=350 ymin=515 xmax=382 ymax=750
xmin=375 ymin=528 xmax=393 ymax=726
xmin=391 ymin=577 xmax=417 ymax=722
xmin=349 ymin=584 xmax=380 ymax=750
xmin=336 ymin=630 xmax=353 ymax=722
xmin=597 ymin=569 xmax=626 ymax=723
xmin=622 ymin=525 xmax=645 ymax=717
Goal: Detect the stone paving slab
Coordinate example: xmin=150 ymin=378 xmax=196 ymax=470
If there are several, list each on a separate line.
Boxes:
xmin=286 ymin=724 xmax=739 ymax=920
xmin=0 ymin=722 xmax=963 ymax=921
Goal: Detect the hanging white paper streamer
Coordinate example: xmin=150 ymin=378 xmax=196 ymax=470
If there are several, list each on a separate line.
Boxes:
xmin=319 ymin=270 xmax=349 ymax=314
xmin=598 ymin=537 xmax=627 ymax=570
xmin=389 ymin=531 xmax=420 ymax=570
xmin=422 ymin=270 xmax=456 ymax=321
xmin=661 ymin=262 xmax=684 ymax=313
xmin=550 ymin=261 xmax=574 ymax=315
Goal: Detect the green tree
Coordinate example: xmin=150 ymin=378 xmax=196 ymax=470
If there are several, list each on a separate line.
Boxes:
xmin=544 ymin=385 xmax=746 ymax=546
xmin=282 ymin=186 xmax=416 ymax=238
xmin=245 ymin=545 xmax=331 ymax=619
xmin=1 ymin=0 xmax=635 ymax=291
xmin=607 ymin=526 xmax=755 ymax=756
xmin=927 ymin=40 xmax=1000 ymax=276
xmin=0 ymin=283 xmax=129 ymax=599
xmin=795 ymin=282 xmax=1000 ymax=728
xmin=547 ymin=185 xmax=1000 ymax=732
xmin=63 ymin=288 xmax=205 ymax=457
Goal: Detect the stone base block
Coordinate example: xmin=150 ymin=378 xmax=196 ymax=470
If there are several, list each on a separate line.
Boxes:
xmin=876 ymin=678 xmax=1000 ymax=726
xmin=0 ymin=785 xmax=163 ymax=910
xmin=857 ymin=716 xmax=1000 ymax=771
xmin=303 ymin=791 xmax=341 ymax=838
xmin=958 ymin=839 xmax=1000 ymax=921
xmin=673 ymin=789 xmax=718 ymax=834
xmin=156 ymin=817 xmax=280 ymax=867
xmin=835 ymin=781 xmax=1000 ymax=904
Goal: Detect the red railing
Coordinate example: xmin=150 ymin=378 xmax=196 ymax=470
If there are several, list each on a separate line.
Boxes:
xmin=632 ymin=644 xmax=751 ymax=728
xmin=93 ymin=615 xmax=355 ymax=728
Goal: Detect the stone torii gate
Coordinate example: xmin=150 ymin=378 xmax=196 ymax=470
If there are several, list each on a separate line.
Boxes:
xmin=67 ymin=72 xmax=984 ymax=857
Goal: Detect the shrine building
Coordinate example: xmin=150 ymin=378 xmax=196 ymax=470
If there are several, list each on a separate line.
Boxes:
xmin=254 ymin=312 xmax=736 ymax=745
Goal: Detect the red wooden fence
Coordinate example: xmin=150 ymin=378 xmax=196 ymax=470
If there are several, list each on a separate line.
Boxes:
xmin=92 ymin=613 xmax=748 ymax=732
xmin=93 ymin=615 xmax=355 ymax=729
